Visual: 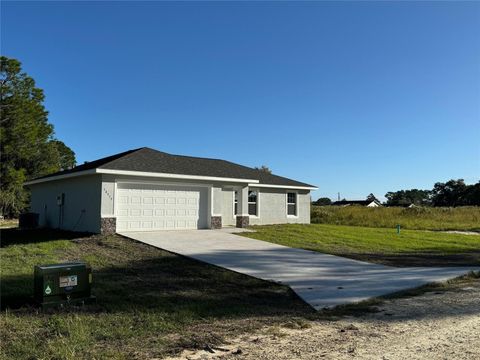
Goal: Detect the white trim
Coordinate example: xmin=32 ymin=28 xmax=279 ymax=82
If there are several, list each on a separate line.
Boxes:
xmin=248 ymin=188 xmax=260 ymax=218
xmin=25 ymin=168 xmax=316 ymax=191
xmin=25 ymin=168 xmax=260 ymax=186
xmin=233 ymin=190 xmax=237 ymax=219
xmin=116 ymin=179 xmax=212 ymax=188
xmin=248 ymin=183 xmax=317 ymax=190
xmin=210 ymin=186 xmax=214 ymax=216
xmin=24 ymin=169 xmax=97 ymax=185
xmin=98 ymin=169 xmax=259 ymax=184
xmin=286 ymin=191 xmax=299 ymax=218
xmin=113 ymin=181 xmax=118 ymax=216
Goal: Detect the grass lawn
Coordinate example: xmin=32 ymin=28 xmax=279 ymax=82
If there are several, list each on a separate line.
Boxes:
xmin=311 ymin=205 xmax=480 ymax=231
xmin=242 ymin=224 xmax=480 ymax=266
xmin=1 ymin=226 xmax=479 ymax=359
xmin=0 ymin=229 xmax=313 ymax=360
xmin=0 ymin=219 xmax=18 ymax=229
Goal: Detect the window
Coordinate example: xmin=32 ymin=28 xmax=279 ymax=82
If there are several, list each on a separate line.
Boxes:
xmin=234 ymin=191 xmax=238 ymax=215
xmin=248 ymin=190 xmax=258 ymax=216
xmin=287 ymin=192 xmax=297 ymax=216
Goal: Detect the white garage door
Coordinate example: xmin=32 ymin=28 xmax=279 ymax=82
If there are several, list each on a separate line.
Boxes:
xmin=116 ymin=183 xmax=208 ymax=231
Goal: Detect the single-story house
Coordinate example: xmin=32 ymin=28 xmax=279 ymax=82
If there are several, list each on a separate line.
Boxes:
xmin=25 ymin=147 xmax=317 ymax=234
xmin=331 ymin=199 xmax=382 ymax=207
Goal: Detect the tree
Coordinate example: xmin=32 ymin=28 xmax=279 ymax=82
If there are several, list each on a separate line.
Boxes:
xmin=366 ymin=193 xmax=379 ymax=202
xmin=385 ymin=180 xmax=480 ymax=207
xmin=430 ymin=179 xmax=472 ymax=207
xmin=462 ymin=182 xmax=480 ymax=206
xmin=52 ymin=140 xmax=76 ymax=170
xmin=314 ymin=197 xmax=332 ymax=206
xmin=385 ymin=189 xmax=431 ymax=206
xmin=254 ymin=165 xmax=272 ymax=174
xmin=0 ymin=56 xmax=76 ymax=217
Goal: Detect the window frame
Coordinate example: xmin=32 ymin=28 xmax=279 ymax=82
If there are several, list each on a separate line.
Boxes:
xmin=233 ymin=190 xmax=238 ymax=218
xmin=248 ymin=189 xmax=259 ymax=217
xmin=286 ymin=191 xmax=298 ymax=218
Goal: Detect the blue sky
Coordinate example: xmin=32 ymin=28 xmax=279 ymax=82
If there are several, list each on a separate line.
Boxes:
xmin=2 ymin=1 xmax=479 ymax=201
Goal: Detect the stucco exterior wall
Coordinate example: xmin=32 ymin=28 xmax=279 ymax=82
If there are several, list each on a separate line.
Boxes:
xmin=221 ymin=188 xmax=235 ymax=226
xmin=220 ymin=187 xmax=311 ymax=226
xmin=212 ymin=186 xmax=223 ymax=216
xmin=101 ymin=180 xmax=115 ymax=216
xmin=29 ymin=175 xmax=102 ymax=233
xmin=249 ymin=188 xmax=311 ymax=225
xmin=26 ymin=173 xmax=311 ymax=233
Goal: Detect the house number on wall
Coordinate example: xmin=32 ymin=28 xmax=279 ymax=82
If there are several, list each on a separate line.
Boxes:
xmin=103 ymin=187 xmax=113 ymax=201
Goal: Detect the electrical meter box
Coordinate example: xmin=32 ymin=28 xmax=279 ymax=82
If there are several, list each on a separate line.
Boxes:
xmin=34 ymin=262 xmax=95 ymax=308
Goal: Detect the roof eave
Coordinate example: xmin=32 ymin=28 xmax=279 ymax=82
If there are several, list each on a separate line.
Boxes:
xmin=24 ymin=169 xmax=98 ymax=186
xmin=249 ymin=183 xmax=318 ymax=190
xmin=24 ymin=168 xmax=316 ymax=190
xmin=96 ymin=168 xmax=259 ymax=183
xmin=24 ymin=168 xmax=261 ymax=186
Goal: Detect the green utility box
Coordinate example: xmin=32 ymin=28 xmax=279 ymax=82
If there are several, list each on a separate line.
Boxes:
xmin=34 ymin=262 xmax=95 ymax=308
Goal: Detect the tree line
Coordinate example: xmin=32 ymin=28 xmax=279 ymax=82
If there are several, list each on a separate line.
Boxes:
xmin=385 ymin=179 xmax=480 ymax=207
xmin=1 ymin=56 xmax=76 ymax=217
xmin=315 ymin=179 xmax=480 ymax=207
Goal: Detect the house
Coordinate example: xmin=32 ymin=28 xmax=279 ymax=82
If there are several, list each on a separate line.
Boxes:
xmin=25 ymin=147 xmax=317 ymax=234
xmin=331 ymin=199 xmax=382 ymax=207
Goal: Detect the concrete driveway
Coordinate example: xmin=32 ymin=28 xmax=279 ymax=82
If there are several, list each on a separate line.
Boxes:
xmin=119 ymin=229 xmax=478 ymax=310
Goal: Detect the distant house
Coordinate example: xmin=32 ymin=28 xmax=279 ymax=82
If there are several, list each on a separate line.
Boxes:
xmin=393 ymin=203 xmax=418 ymax=208
xmin=331 ymin=199 xmax=382 ymax=207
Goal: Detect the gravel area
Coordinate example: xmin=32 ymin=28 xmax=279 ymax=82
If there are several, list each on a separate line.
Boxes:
xmin=167 ymin=279 xmax=480 ymax=360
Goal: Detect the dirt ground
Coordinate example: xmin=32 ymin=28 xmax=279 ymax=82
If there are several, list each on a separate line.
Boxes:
xmin=166 ymin=279 xmax=480 ymax=360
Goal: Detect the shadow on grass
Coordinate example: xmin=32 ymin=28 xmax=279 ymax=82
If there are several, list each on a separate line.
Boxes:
xmin=1 ymin=253 xmax=313 ymax=320
xmin=335 ymin=251 xmax=480 ymax=267
xmin=0 ymin=228 xmax=91 ymax=248
xmin=2 ymin=232 xmax=479 ymax=322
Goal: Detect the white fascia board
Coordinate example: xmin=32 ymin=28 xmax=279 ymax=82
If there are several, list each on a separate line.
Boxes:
xmin=249 ymin=183 xmax=318 ymax=191
xmin=96 ymin=169 xmax=260 ymax=184
xmin=24 ymin=169 xmax=97 ymax=186
xmin=25 ymin=168 xmax=260 ymax=185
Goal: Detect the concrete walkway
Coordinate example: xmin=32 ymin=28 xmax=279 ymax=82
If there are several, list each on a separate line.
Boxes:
xmin=119 ymin=229 xmax=478 ymax=310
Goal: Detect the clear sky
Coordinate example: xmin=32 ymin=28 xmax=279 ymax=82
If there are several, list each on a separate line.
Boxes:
xmin=2 ymin=1 xmax=479 ymax=201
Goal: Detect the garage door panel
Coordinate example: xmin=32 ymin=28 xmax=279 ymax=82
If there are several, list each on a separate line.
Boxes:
xmin=143 ymin=209 xmax=153 ymax=216
xmin=116 ymin=183 xmax=208 ymax=231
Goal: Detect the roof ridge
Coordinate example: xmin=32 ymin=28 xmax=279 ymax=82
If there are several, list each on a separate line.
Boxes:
xmin=96 ymin=147 xmax=147 ymax=168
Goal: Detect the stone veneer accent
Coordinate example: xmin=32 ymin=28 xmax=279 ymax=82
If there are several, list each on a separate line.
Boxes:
xmin=211 ymin=216 xmax=222 ymax=229
xmin=236 ymin=215 xmax=249 ymax=228
xmin=100 ymin=217 xmax=116 ymax=235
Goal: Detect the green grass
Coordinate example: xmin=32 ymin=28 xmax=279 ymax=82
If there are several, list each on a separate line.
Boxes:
xmin=311 ymin=205 xmax=480 ymax=231
xmin=0 ymin=219 xmax=18 ymax=229
xmin=242 ymin=224 xmax=480 ymax=266
xmin=0 ymin=229 xmax=312 ymax=360
xmin=1 ymin=227 xmax=479 ymax=359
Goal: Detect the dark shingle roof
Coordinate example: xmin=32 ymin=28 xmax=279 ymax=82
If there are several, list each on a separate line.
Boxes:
xmin=35 ymin=147 xmax=315 ymax=188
